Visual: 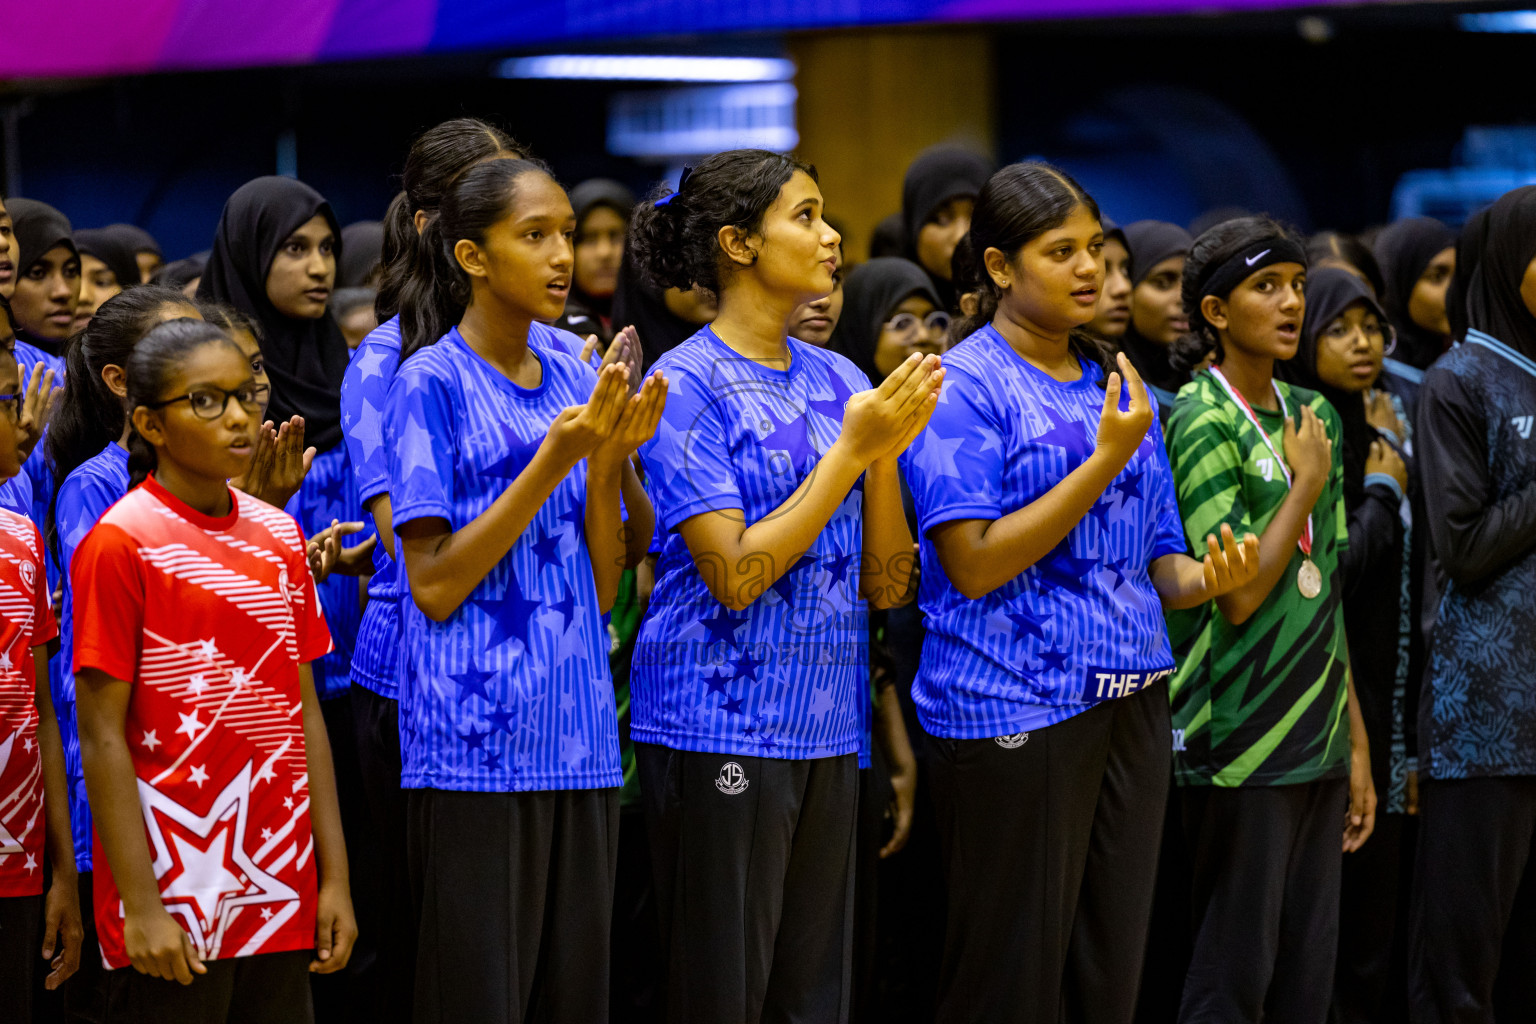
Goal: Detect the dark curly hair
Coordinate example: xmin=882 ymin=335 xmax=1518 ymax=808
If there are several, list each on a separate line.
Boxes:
xmin=397 ymin=156 xmax=556 ymax=360
xmin=1181 ymin=214 xmax=1298 ymax=366
xmin=627 ymin=150 xmax=817 ymax=297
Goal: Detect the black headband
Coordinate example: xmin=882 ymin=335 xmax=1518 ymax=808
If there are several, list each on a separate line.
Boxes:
xmin=1198 ymin=237 xmax=1307 ymax=303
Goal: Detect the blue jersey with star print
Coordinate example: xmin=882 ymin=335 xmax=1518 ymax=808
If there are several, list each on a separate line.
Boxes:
xmin=55 ymin=442 xmax=130 ymax=870
xmin=901 ymin=325 xmax=1186 ymax=739
xmin=284 ymin=444 xmax=367 ymax=701
xmin=633 ymin=326 xmax=871 ymax=760
xmin=341 ymin=316 xmax=405 ymax=698
xmin=387 ymin=324 xmax=621 ymax=792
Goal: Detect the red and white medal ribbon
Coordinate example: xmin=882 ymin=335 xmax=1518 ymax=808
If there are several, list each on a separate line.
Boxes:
xmin=1208 ymin=365 xmax=1320 ymax=597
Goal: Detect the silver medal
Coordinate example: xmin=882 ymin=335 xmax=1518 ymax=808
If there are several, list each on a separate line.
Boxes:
xmin=1297 ymin=558 xmax=1322 ymax=599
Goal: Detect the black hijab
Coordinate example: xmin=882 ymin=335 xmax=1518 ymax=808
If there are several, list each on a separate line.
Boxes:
xmin=1373 ymin=216 xmax=1456 ymax=370
xmin=74 ymin=227 xmax=142 ymax=291
xmin=338 ymin=221 xmax=384 ymax=288
xmin=568 ymin=179 xmax=635 ymax=322
xmin=612 ymin=244 xmax=706 ymax=371
xmin=197 ymin=176 xmax=349 ymax=452
xmin=1117 ymin=220 xmax=1193 ymax=398
xmin=829 ymin=258 xmax=940 ymax=387
xmin=1282 ymin=266 xmax=1389 ymax=507
xmin=1447 ymin=206 xmax=1491 ymax=345
xmin=9 ymin=199 xmax=76 ymax=277
xmin=153 ymin=251 xmax=208 ymax=293
xmin=1462 ymin=185 xmax=1536 ymax=359
xmin=902 ymin=145 xmax=992 ymax=311
xmin=107 ymin=223 xmax=161 ymax=262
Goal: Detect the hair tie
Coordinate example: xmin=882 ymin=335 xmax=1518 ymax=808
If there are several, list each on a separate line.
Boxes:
xmin=654 ymin=164 xmax=696 ymax=208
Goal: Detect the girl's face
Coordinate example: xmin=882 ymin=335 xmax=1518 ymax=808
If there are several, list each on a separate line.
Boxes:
xmin=227 ymin=327 xmax=272 ymax=415
xmin=462 ymin=173 xmax=577 ymax=324
xmin=788 ymin=252 xmax=843 ymax=347
xmin=917 ymin=196 xmax=973 ymax=282
xmin=1208 ymin=261 xmax=1306 ymax=362
xmin=0 ymin=356 xmax=22 ymax=478
xmin=573 ymin=205 xmax=626 ymax=300
xmin=1130 ymin=255 xmax=1189 ymax=347
xmin=1408 ymin=246 xmax=1455 ymax=337
xmin=11 ymin=243 xmax=80 ymax=341
xmin=135 ymin=250 xmax=162 ymax=285
xmin=991 ymin=203 xmax=1104 ymax=335
xmin=1314 ymin=300 xmax=1386 ymax=393
xmin=874 ymin=294 xmax=946 ymax=378
xmin=0 ymin=203 xmax=16 ymax=301
xmin=664 ymin=285 xmax=717 ymax=326
xmin=1520 ymin=254 xmax=1536 ymax=320
xmin=71 ymin=253 xmax=124 ymax=334
xmin=134 ymin=342 xmax=260 ymax=483
xmin=265 ymin=214 xmax=336 ymax=320
xmin=734 ymin=170 xmax=840 ymax=306
xmin=1089 ymin=236 xmax=1131 ymax=339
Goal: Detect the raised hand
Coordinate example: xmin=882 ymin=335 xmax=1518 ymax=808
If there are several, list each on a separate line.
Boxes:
xmin=1365 ymin=438 xmax=1407 ymax=493
xmin=602 ymin=325 xmax=644 ymax=395
xmin=1094 ymin=352 xmax=1154 ymax=465
xmin=1283 ymin=404 xmax=1334 ymax=495
xmin=1199 ymin=523 xmax=1261 ymax=599
xmin=232 ymin=416 xmax=314 ymax=508
xmin=839 ymin=353 xmax=944 ymax=467
xmin=542 ymin=363 xmax=631 ymax=468
xmin=15 ymin=361 xmax=57 ymax=462
xmin=593 ymin=371 xmax=669 ymax=467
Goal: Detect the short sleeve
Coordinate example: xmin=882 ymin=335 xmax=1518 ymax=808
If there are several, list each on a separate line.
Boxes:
xmin=342 ymin=339 xmax=399 ymax=507
xmin=1167 ymin=400 xmax=1251 ymax=550
xmin=901 ymin=365 xmax=1006 ymax=534
xmin=1144 ymin=426 xmax=1187 ymax=560
xmin=387 ymin=366 xmax=460 ymax=530
xmin=70 ymin=523 xmax=146 ymax=683
xmin=639 ymin=369 xmax=744 ymax=533
xmin=28 ymin=523 xmax=57 ymax=648
xmin=287 ymin=542 xmax=334 ymax=665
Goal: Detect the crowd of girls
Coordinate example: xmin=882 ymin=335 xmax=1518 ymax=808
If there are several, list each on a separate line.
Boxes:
xmin=0 ymin=118 xmax=1531 ymax=1024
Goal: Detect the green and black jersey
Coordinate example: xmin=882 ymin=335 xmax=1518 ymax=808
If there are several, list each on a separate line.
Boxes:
xmin=1166 ymin=371 xmax=1351 ymax=787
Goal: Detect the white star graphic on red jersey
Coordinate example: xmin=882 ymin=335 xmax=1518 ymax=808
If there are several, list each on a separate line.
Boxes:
xmin=23 ymin=852 xmax=36 ymax=873
xmin=189 ymin=765 xmax=209 ymax=788
xmin=0 ymin=652 xmax=13 ymax=673
xmin=141 ymin=730 xmax=161 ymax=751
xmin=176 ymin=710 xmax=203 ymax=740
xmin=22 ymin=737 xmax=32 ymax=754
xmin=196 ymin=639 xmax=219 ymax=661
xmin=187 ymin=674 xmax=208 ymax=696
xmin=0 ymin=732 xmax=23 ymax=855
xmin=138 ymin=762 xmax=299 ymax=959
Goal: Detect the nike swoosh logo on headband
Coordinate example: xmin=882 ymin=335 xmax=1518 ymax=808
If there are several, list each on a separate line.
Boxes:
xmin=1245 ymin=249 xmax=1271 ymax=266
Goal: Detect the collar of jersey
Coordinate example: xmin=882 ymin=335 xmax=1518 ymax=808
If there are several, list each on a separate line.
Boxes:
xmin=444 ymin=326 xmax=553 ymax=400
xmin=142 ymin=473 xmax=241 ymax=532
xmin=700 ymin=325 xmax=803 ymax=382
xmin=980 ymin=324 xmax=1097 ymax=391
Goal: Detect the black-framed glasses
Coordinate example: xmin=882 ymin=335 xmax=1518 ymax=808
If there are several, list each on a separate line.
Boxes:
xmin=884 ymin=310 xmax=950 ymax=340
xmin=145 ymin=383 xmax=270 ymax=421
xmin=0 ymin=393 xmax=20 ymax=421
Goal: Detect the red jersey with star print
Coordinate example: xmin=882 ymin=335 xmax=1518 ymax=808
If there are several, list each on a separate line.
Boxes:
xmin=0 ymin=509 xmax=58 ymax=897
xmin=71 ymin=475 xmax=331 ymax=967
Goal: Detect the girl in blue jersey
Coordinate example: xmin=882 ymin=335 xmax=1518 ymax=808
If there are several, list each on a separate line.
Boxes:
xmin=339 ymin=117 xmax=525 ymax=1024
xmin=899 ymin=163 xmax=1260 ymax=1024
xmin=388 ymin=156 xmax=664 ymax=1023
xmin=628 ymin=149 xmax=942 ymax=1024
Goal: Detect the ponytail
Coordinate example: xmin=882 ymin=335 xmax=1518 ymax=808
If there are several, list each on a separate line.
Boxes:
xmin=375 ymin=190 xmax=412 ymax=322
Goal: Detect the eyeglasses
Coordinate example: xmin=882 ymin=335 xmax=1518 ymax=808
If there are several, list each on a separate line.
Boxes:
xmin=0 ymin=393 xmax=20 ymax=421
xmin=145 ymin=383 xmax=270 ymax=421
xmin=884 ymin=310 xmax=951 ymax=341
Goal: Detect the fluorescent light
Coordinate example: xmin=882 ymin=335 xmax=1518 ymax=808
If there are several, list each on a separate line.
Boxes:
xmin=1459 ymin=11 xmax=1536 ymax=33
xmin=498 ymin=54 xmax=795 ymax=82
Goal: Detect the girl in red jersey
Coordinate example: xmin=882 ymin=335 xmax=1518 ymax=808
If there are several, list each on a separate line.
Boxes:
xmin=0 ymin=342 xmax=82 ymax=1019
xmin=74 ymin=318 xmax=355 ymax=1023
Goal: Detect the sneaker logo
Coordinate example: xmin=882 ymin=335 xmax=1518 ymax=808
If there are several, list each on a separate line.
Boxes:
xmin=1245 ymin=249 xmax=1271 ymax=267
xmin=995 ymin=732 xmax=1030 ymax=749
xmin=1513 ymin=414 xmax=1533 ymax=439
xmin=715 ymin=761 xmax=749 ymax=795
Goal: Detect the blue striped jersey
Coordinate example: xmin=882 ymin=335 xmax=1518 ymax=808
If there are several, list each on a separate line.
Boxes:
xmin=341 ymin=316 xmax=404 ymax=698
xmin=386 ymin=324 xmax=620 ymax=792
xmin=900 ymin=325 xmax=1185 ymax=739
xmin=633 ymin=327 xmax=869 ymax=760
xmin=18 ymin=339 xmax=67 ymax=712
xmin=283 ymin=444 xmax=367 ymax=700
xmin=0 ymin=473 xmax=30 ymax=519
xmin=55 ymin=442 xmax=130 ymax=870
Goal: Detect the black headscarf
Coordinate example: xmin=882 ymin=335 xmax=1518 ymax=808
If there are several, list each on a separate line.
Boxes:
xmin=869 ymin=213 xmax=907 ymax=260
xmin=338 ymin=221 xmax=384 ymax=289
xmin=197 ymin=176 xmax=348 ymax=452
xmin=1446 ymin=206 xmax=1491 ymax=345
xmin=1282 ymin=266 xmax=1389 ymax=507
xmin=1462 ymin=185 xmax=1536 ymax=359
xmin=153 ymin=252 xmax=208 ymax=293
xmin=106 ymin=223 xmax=161 ymax=261
xmin=612 ymin=242 xmax=707 ymax=371
xmin=1373 ymin=216 xmax=1456 ymax=370
xmin=1117 ymin=220 xmax=1193 ymax=398
xmin=568 ymin=179 xmax=636 ymax=323
xmin=902 ymin=145 xmax=992 ymax=311
xmin=829 ymin=258 xmax=939 ymax=387
xmin=74 ymin=227 xmax=141 ymax=291
xmin=8 ymin=199 xmax=76 ymax=276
